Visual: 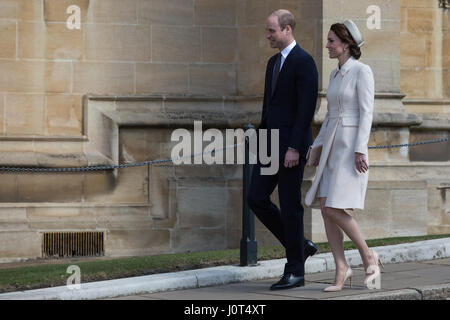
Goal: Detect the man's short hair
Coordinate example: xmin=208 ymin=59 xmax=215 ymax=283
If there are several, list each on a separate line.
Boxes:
xmin=273 ymin=10 xmax=296 ymax=31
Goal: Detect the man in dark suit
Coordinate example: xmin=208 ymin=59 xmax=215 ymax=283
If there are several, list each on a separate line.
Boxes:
xmin=247 ymin=9 xmax=319 ymax=290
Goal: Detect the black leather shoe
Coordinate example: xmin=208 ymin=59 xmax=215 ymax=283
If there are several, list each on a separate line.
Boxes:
xmin=270 ymin=273 xmax=305 ymax=290
xmin=304 ymin=240 xmax=318 ymax=261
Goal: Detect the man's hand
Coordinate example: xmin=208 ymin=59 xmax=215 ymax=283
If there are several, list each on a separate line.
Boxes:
xmin=284 ymin=148 xmax=299 ymax=168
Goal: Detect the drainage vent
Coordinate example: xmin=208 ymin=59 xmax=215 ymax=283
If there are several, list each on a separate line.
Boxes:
xmin=42 ymin=232 xmax=104 ymax=258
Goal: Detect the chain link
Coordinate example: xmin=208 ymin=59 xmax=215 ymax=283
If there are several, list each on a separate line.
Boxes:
xmin=0 ymin=137 xmax=448 ymax=173
xmin=368 ymin=137 xmax=450 ymax=149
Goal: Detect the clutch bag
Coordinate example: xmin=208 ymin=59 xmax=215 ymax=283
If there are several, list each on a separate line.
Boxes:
xmin=306 ymin=145 xmax=322 ymax=167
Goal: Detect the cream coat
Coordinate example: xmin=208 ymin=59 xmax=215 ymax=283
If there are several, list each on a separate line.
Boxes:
xmin=305 ymin=57 xmax=375 ymax=210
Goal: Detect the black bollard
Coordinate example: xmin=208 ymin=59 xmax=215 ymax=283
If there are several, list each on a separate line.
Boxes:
xmin=240 ymin=123 xmax=258 ymax=266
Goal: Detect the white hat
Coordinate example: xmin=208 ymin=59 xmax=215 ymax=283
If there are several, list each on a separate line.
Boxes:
xmin=344 ymin=19 xmax=365 ymax=47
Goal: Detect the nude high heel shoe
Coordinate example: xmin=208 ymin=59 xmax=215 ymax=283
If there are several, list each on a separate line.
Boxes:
xmin=364 ymin=250 xmax=383 ymax=289
xmin=323 ymin=266 xmax=353 ymax=292
xmin=373 ymin=250 xmax=384 ymax=269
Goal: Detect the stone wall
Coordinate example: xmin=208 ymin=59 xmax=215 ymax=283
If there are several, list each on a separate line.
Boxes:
xmin=399 ymin=0 xmax=449 ymax=165
xmin=0 ymin=0 xmax=240 ymax=141
xmin=0 ymin=0 xmax=448 ymax=262
xmin=398 ymin=1 xmax=449 ymax=239
xmin=400 ymin=0 xmax=448 ymax=99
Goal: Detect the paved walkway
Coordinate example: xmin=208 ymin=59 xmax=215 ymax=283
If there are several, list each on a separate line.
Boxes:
xmin=0 ymin=238 xmax=449 ymax=300
xmin=108 ymin=257 xmax=450 ymax=300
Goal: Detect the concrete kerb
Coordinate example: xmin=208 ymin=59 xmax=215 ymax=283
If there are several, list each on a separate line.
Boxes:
xmin=328 ymin=289 xmax=424 ymax=300
xmin=414 ymin=283 xmax=450 ymax=300
xmin=0 ymin=237 xmax=448 ymax=300
xmin=327 ymin=283 xmax=450 ymax=300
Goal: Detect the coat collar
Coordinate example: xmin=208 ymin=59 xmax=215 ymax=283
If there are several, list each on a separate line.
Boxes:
xmin=334 ymin=56 xmax=356 ymax=78
xmin=271 ymin=42 xmax=300 ymax=63
xmin=280 ymin=40 xmax=297 ymax=61
xmin=273 ymin=43 xmax=300 ymax=75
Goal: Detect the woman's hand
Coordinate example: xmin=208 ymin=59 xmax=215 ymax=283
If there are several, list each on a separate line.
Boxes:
xmin=313 ymin=156 xmax=320 ymax=167
xmin=355 ymin=152 xmax=369 ymax=173
xmin=306 ymin=145 xmax=322 ymax=167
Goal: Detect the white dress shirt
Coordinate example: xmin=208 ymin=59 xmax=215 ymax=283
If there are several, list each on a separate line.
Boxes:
xmin=279 ymin=40 xmax=296 ymax=71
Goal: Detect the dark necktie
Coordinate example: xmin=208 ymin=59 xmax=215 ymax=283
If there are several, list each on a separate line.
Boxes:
xmin=271 ymin=53 xmax=281 ymax=96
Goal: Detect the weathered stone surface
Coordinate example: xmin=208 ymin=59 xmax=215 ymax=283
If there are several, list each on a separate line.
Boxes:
xmin=171 ymin=227 xmax=227 ymax=252
xmin=195 ymin=0 xmax=236 ymax=25
xmin=409 ymin=131 xmax=450 ymax=162
xmin=189 ymin=64 xmax=236 ymax=95
xmin=226 ymin=179 xmax=243 ymax=248
xmin=27 ymin=206 xmax=97 ymax=230
xmin=136 ymin=63 xmax=189 ymax=94
xmin=89 ymin=0 xmax=138 ymax=24
xmin=391 ymin=189 xmax=428 ymax=236
xmin=91 ymin=206 xmax=152 ymax=229
xmin=18 ymin=0 xmax=44 ymax=21
xmin=365 ymin=59 xmax=401 ymax=93
xmin=17 ymin=173 xmax=84 ymax=202
xmin=357 ymin=189 xmax=391 ymax=239
xmin=73 ymin=62 xmax=134 ymax=94
xmin=151 ymin=26 xmax=201 ymax=63
xmin=363 ymin=21 xmax=401 ymax=60
xmin=177 ymin=186 xmax=227 ymax=228
xmin=0 ymin=175 xmax=19 ymax=202
xmin=19 ymin=21 xmax=84 ymax=60
xmin=237 ymin=62 xmax=266 ymax=96
xmin=84 ymin=167 xmax=148 ymax=204
xmin=401 ymin=69 xmax=442 ymax=99
xmin=202 ymin=27 xmax=237 ymax=63
xmin=106 ymin=229 xmax=170 ymax=257
xmin=0 ymin=94 xmax=5 ymax=135
xmin=0 ymin=231 xmax=41 ymax=260
xmin=138 ymin=0 xmax=194 ymax=25
xmin=0 ymin=21 xmax=16 ymax=58
xmin=406 ymin=8 xmax=436 ymax=33
xmin=46 ymin=94 xmax=83 ymax=136
xmin=0 ymin=61 xmax=70 ymax=93
xmin=236 ymin=0 xmax=268 ymax=26
xmin=5 ymin=94 xmax=46 ymax=135
xmin=85 ymin=24 xmax=151 ymax=62
xmin=401 ymin=1 xmax=447 ymax=100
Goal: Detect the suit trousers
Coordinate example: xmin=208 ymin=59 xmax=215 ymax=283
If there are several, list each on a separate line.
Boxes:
xmin=247 ymin=155 xmax=306 ymax=276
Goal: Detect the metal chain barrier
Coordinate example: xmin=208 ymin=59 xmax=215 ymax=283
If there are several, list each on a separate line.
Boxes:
xmin=0 ymin=141 xmax=244 ymax=173
xmin=368 ymin=137 xmax=450 ymax=150
xmin=0 ymin=136 xmax=448 ymax=173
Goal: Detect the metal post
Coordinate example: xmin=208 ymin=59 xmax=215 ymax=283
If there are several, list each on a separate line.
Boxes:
xmin=240 ymin=123 xmax=258 ymax=266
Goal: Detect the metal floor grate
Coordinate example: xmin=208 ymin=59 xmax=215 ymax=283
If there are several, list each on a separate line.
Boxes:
xmin=42 ymin=231 xmax=104 ymax=258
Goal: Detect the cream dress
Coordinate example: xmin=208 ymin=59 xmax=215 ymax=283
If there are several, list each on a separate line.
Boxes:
xmin=305 ymin=56 xmax=375 ymax=210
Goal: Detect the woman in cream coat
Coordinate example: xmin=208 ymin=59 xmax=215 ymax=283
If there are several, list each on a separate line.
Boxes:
xmin=305 ymin=20 xmax=383 ymax=291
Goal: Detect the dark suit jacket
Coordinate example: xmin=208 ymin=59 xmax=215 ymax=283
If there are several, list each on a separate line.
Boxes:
xmin=258 ymin=44 xmax=319 ymax=159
